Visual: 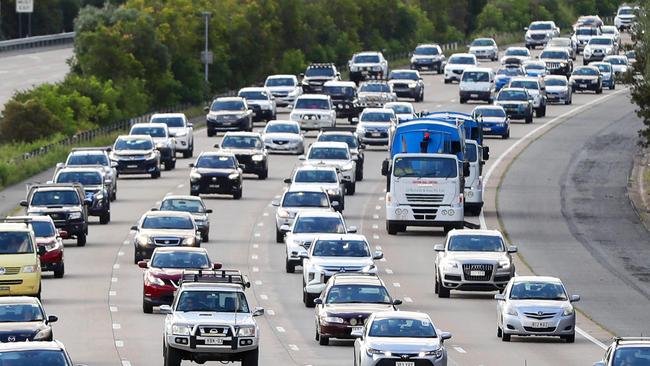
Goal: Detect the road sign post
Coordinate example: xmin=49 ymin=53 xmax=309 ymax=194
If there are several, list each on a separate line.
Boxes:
xmin=16 ymin=0 xmax=34 ymax=38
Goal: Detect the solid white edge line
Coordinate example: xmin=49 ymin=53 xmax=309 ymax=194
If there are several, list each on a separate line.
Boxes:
xmin=576 ymin=327 xmax=608 ymax=350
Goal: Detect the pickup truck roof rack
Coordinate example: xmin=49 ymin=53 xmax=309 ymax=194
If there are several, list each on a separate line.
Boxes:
xmin=3 ymin=217 xmax=34 ymax=223
xmin=308 ymin=63 xmax=336 ymax=68
xmin=180 ymin=269 xmax=251 ymax=289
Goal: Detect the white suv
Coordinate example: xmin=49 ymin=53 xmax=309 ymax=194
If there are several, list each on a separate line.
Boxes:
xmin=150 ymin=113 xmax=194 ymax=158
xmin=444 ymin=53 xmax=478 ymax=84
xmin=300 ymin=141 xmax=357 ymax=194
xmin=348 ymin=51 xmax=389 ymax=83
xmin=289 ymin=94 xmax=336 ymax=131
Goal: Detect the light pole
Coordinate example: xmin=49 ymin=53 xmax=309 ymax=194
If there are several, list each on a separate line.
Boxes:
xmin=201 ymin=11 xmax=212 ymax=84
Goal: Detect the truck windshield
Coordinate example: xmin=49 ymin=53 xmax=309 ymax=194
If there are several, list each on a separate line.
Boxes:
xmin=414 ymin=46 xmax=439 ymax=55
xmin=176 ymin=290 xmax=249 ymax=313
xmin=265 ymin=77 xmax=295 ymax=87
xmin=150 ymin=251 xmax=210 ymax=269
xmin=293 ymin=217 xmax=345 ymax=234
xmin=295 ymin=98 xmax=329 ymax=110
xmin=305 ymin=67 xmax=335 ymax=77
xmin=0 ymin=232 xmax=33 ymax=254
xmin=447 ymin=235 xmax=505 ymax=251
xmin=131 ymin=126 xmax=166 ymax=137
xmin=0 ymin=350 xmax=68 ymax=366
xmin=326 ymin=285 xmax=391 ymax=304
xmin=465 ymin=144 xmax=478 ymax=162
xmin=353 ymin=55 xmax=380 ymax=63
xmin=323 ymin=86 xmax=355 ymax=97
xmin=312 ymin=240 xmax=369 ymax=257
xmin=31 ymin=191 xmax=80 ymax=206
xmin=56 ymin=171 xmax=103 ymax=186
xmin=294 ymin=170 xmax=337 ymax=183
xmin=393 ymin=157 xmax=457 ymax=178
xmin=282 ymin=192 xmax=329 ymax=208
xmin=359 ymin=84 xmax=391 ymax=93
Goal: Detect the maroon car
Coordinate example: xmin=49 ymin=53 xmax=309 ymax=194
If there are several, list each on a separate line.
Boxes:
xmin=6 ymin=216 xmax=65 ymax=278
xmin=313 ymin=273 xmax=401 ymax=345
xmin=138 ymin=247 xmax=221 ymax=313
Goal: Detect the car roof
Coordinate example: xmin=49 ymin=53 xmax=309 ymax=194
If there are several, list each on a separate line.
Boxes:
xmin=474 ymin=105 xmax=505 ymax=110
xmin=510 ymin=77 xmax=540 ymax=83
xmin=162 ymin=195 xmax=203 ymax=202
xmin=319 ymin=130 xmax=355 ymax=137
xmin=373 ymin=311 xmax=430 ymax=321
xmin=0 ymin=223 xmax=32 ymax=233
xmin=590 ymin=36 xmax=612 ymax=41
xmin=523 ymin=60 xmax=545 ymax=66
xmin=223 ymin=131 xmax=262 ymax=138
xmin=313 ymin=233 xmax=368 ymax=242
xmin=117 ymin=134 xmax=153 ymax=141
xmin=266 ymin=120 xmax=299 ymax=126
xmin=239 ymin=87 xmax=269 ymax=93
xmin=298 ymin=94 xmax=330 ymax=100
xmin=198 ymin=151 xmax=236 ymax=158
xmin=151 ymin=113 xmax=186 ymax=118
xmin=323 ymin=80 xmax=356 ymax=87
xmin=500 ymin=87 xmax=528 ymax=93
xmin=32 ymin=185 xmax=78 ymax=192
xmin=541 ymin=47 xmax=568 ymax=53
xmin=180 ymin=282 xmax=244 ymax=292
xmin=132 ymin=122 xmax=168 ymax=129
xmin=447 ymin=229 xmax=504 ymax=238
xmin=473 ymin=37 xmax=495 ymax=42
xmin=6 ymin=215 xmax=54 ymax=223
xmin=544 ymin=75 xmax=569 ymax=81
xmin=530 ymin=20 xmax=555 ymax=25
xmin=359 ymin=80 xmax=390 ymax=86
xmin=506 ymin=46 xmax=529 ymax=51
xmin=142 ymin=210 xmax=193 ymax=218
xmin=153 ymin=246 xmax=208 ymax=254
xmin=449 ymin=53 xmax=475 ymax=58
xmin=354 ymin=51 xmax=382 ymax=56
xmin=614 ymin=338 xmax=650 ymax=347
xmin=286 ymin=185 xmax=327 ymax=193
xmin=390 ymin=69 xmax=418 ymax=74
xmin=215 ymin=96 xmax=245 ymax=102
xmin=56 ymin=166 xmax=104 ymax=173
xmin=416 ymin=43 xmax=440 ymax=48
xmin=0 ymin=340 xmax=66 ymax=352
xmin=0 ymin=296 xmax=41 ymax=305
xmin=266 ymin=74 xmax=296 ymax=79
xmin=332 ymin=273 xmax=383 ymax=286
xmin=512 ymin=276 xmax=562 ymax=284
xmin=462 ymin=67 xmax=493 ymax=73
xmin=296 ymin=165 xmax=337 ymax=172
xmin=361 ymin=107 xmax=394 ymax=114
xmin=295 ymin=211 xmax=343 ymax=219
xmin=310 ymin=141 xmax=349 ymax=149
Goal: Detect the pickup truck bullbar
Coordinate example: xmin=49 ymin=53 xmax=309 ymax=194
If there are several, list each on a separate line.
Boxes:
xmin=180 ymin=269 xmax=251 ymax=289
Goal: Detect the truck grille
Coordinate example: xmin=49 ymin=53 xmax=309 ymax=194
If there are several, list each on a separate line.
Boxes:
xmin=405 ymin=193 xmax=444 ymax=203
xmin=462 ymin=263 xmax=493 ymax=281
xmin=153 ymin=237 xmax=182 ymax=246
xmin=0 ymin=267 xmax=21 ymax=275
xmin=393 ymin=83 xmax=409 ymax=89
xmin=198 ymin=325 xmax=232 ymax=337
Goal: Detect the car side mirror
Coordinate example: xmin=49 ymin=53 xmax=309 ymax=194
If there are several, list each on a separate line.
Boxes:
xmin=351 ymin=117 xmax=359 ymax=125
xmin=283 ymin=178 xmax=292 ymax=184
xmin=188 ymin=163 xmax=195 ymax=168
xmin=137 ymin=260 xmax=149 ymax=269
xmin=280 ymin=224 xmax=291 ymax=233
xmin=372 ymin=251 xmax=384 ymax=260
xmin=19 ymin=200 xmax=28 ymax=207
xmin=482 ymin=146 xmax=490 ymax=161
xmin=111 ymin=161 xmax=118 ymax=167
xmin=507 ymin=245 xmax=518 ymax=253
xmin=159 ymin=305 xmax=173 ymax=314
xmin=271 ymin=200 xmax=280 ymax=207
xmin=570 ymin=294 xmax=581 ymax=302
xmin=347 ymin=225 xmax=358 ymax=233
xmin=359 ymin=144 xmax=366 ymax=150
xmin=213 ymin=262 xmax=223 ymax=269
xmin=204 ymin=106 xmax=210 ymax=112
xmin=298 ymin=155 xmax=306 ymax=160
xmin=392 ymin=299 xmax=402 ymax=306
xmin=331 ymin=201 xmax=339 ymax=208
xmin=253 ymin=307 xmax=265 ymax=317
xmin=463 ymin=161 xmax=470 ymax=177
xmin=381 ymin=159 xmax=390 ymax=176
xmin=494 ymin=294 xmax=505 ymax=301
xmin=150 ymin=208 xmax=159 ymax=211
xmin=524 ymin=27 xmax=529 ymax=31
xmin=187 ymin=123 xmax=193 ymax=128
xmin=440 ymin=332 xmax=452 ymax=341
xmin=350 ymin=327 xmax=364 ymax=338
xmin=593 ymin=362 xmax=606 ymax=366
xmin=299 ymin=73 xmax=305 ymax=78
xmin=46 ymin=180 xmax=53 ymax=184
xmin=58 ymin=230 xmax=68 ymax=239
xmin=205 ymin=209 xmax=213 ymax=214
xmin=313 ymin=298 xmax=323 ymax=305
xmin=213 ymin=143 xmax=220 ymax=149
xmin=56 ymin=162 xmax=64 ymax=169
xmin=47 ymin=315 xmax=58 ymax=323
xmin=434 ymin=244 xmax=445 ymax=252
xmin=130 ymin=225 xmax=139 ymax=231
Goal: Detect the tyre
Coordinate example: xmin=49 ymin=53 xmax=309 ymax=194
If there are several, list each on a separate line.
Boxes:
xmin=610 ymin=83 xmax=615 ymax=90
xmin=258 ymin=169 xmax=268 ymax=180
xmin=182 ymin=149 xmax=191 ymax=159
xmin=437 ymin=279 xmax=450 ymax=298
xmin=596 ymin=87 xmax=603 ymax=94
xmin=134 ymin=252 xmax=142 ymax=264
xmin=501 ymin=332 xmax=511 ymax=342
xmin=444 ymin=78 xmax=451 ymax=84
xmin=502 ymin=129 xmax=510 ymax=139
xmin=535 ymin=108 xmax=543 ymax=118
xmin=276 ymin=228 xmax=284 ymax=243
xmin=111 ymin=189 xmax=117 ymax=202
xmin=541 ymin=105 xmax=546 ymax=117
xmin=241 ymin=347 xmax=259 ymax=366
xmin=207 ymin=129 xmax=215 ymax=137
xmin=497 ymin=326 xmax=503 ymax=338
xmin=151 ymin=169 xmax=161 ymax=179
xmin=459 ymin=98 xmax=466 ymax=104
xmin=285 ymin=260 xmax=295 ymax=273
xmin=201 ymin=231 xmax=209 ymax=243
xmin=233 ymin=190 xmax=242 ymax=200
xmin=525 ymin=114 xmax=533 ymax=124
xmin=53 ymin=264 xmax=64 ymax=279
xmin=143 ymin=299 xmax=154 ymax=314
xmin=99 ymin=212 xmax=110 ymax=225
xmin=387 ymin=222 xmax=398 ymax=235
xmin=190 ymin=190 xmax=199 ymax=197
xmin=346 ymin=181 xmax=356 ymax=195
xmin=563 ymin=333 xmax=576 ymax=343
xmin=164 ymin=161 xmax=173 ymax=171
xmin=355 ymin=167 xmax=364 ymax=182
xmin=77 ymin=233 xmax=86 ymax=247
xmin=163 ymin=346 xmax=182 ymax=366
xmin=319 ymin=335 xmax=330 ymax=346
xmin=303 ymin=291 xmax=316 ymax=308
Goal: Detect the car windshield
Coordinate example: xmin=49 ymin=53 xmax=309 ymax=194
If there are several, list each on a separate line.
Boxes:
xmin=546 ymin=77 xmax=569 ymax=86
xmin=359 ymin=84 xmax=390 ymax=93
xmin=282 ymin=192 xmax=329 ymax=208
xmin=589 ymin=38 xmax=612 ymax=45
xmin=176 ymin=290 xmax=249 ymax=313
xmin=131 ymin=126 xmax=166 ymax=137
xmin=540 ymin=51 xmax=567 ymax=60
xmin=31 ymin=190 xmax=80 ymax=206
xmin=529 ymin=22 xmax=552 ymax=30
xmin=497 ymin=68 xmax=523 ymax=76
xmin=389 ymin=71 xmax=418 ymax=80
xmin=265 ymin=123 xmax=300 ymax=134
xmin=449 ymin=56 xmax=475 ymax=65
xmin=265 ymin=77 xmax=295 ymax=87
xmin=56 ymin=171 xmax=102 ymax=186
xmin=141 ymin=215 xmax=193 ymax=230
xmin=0 ymin=232 xmax=33 ymax=254
xmin=323 ymin=86 xmax=355 ymax=97
xmin=548 ymin=39 xmax=570 ymax=47
xmin=573 ymin=68 xmax=598 ymax=76
xmin=593 ymin=64 xmax=611 ymax=73
xmin=195 ymin=155 xmax=236 ymax=169
xmin=498 ymin=90 xmax=528 ymax=101
xmin=465 ymin=143 xmax=478 ymax=163
xmin=474 ymin=108 xmax=506 ymax=118
xmin=221 ymin=136 xmax=262 ymax=149
xmin=601 ymin=27 xmax=616 ymax=34
xmin=393 ymin=157 xmax=457 ymax=178
xmin=0 ymin=303 xmax=44 ymax=322
xmin=293 ymin=217 xmax=345 ymax=234
xmin=114 ymin=138 xmax=152 ymax=151
xmin=150 ymin=251 xmax=210 ymax=269
xmin=312 ymin=239 xmax=370 ymax=257
xmin=150 ymin=116 xmax=184 ymax=128
xmin=576 ymin=28 xmax=598 ymax=35
xmin=318 ymin=134 xmax=358 ymax=148
xmin=308 ymin=147 xmax=348 ymax=160
xmin=505 ymin=48 xmax=529 ymax=56
xmin=67 ymin=153 xmax=109 ymax=166
xmin=326 ymin=285 xmax=391 ymax=304
xmin=353 ymin=55 xmax=380 ymax=63
xmin=295 ymin=98 xmax=329 ymax=110
xmin=369 ymin=318 xmax=437 ymax=338
xmin=462 ymin=71 xmax=490 ymax=82
xmin=612 ymin=347 xmax=650 ymax=366
xmin=239 ymin=91 xmax=268 ymax=100
xmin=160 ymin=199 xmax=205 ymax=214
xmin=618 ymin=8 xmax=634 ymax=15
xmin=525 ymin=63 xmax=545 ymax=70
xmin=414 ymin=46 xmax=439 ymax=55
xmin=210 ymin=100 xmax=245 ymax=111
xmin=387 ymin=105 xmax=413 ymax=115
xmin=509 ymin=281 xmax=567 ymax=300
xmin=510 ymin=80 xmax=539 ymax=90
xmin=606 ymin=57 xmax=627 ymax=65
xmin=361 ymin=112 xmax=393 ymax=122
xmin=0 ymin=350 xmax=69 ymax=366
xmin=448 ymin=235 xmax=505 ymax=251
xmin=471 ymin=39 xmax=494 ymax=46
xmin=30 ymin=221 xmax=55 ymax=237
xmin=305 ymin=67 xmax=335 ymax=77
xmin=294 ymin=170 xmax=337 ymax=183
xmin=626 ymin=51 xmax=636 ymax=59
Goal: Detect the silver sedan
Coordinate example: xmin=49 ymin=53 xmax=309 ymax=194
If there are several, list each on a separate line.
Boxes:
xmin=262 ymin=120 xmax=305 ymax=154
xmin=496 ymin=276 xmax=580 ymax=343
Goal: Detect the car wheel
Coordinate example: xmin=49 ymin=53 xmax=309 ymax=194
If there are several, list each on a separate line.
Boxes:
xmin=497 ymin=326 xmax=503 ymax=338
xmin=434 ymin=270 xmax=439 ymax=294
xmin=99 ymin=212 xmax=110 ymax=225
xmin=610 ymin=83 xmax=615 ymax=90
xmin=438 ymin=279 xmax=450 ymax=298
xmin=77 ymin=233 xmax=86 ymax=247
xmin=285 ymin=259 xmax=295 ymax=273
xmin=596 ymin=87 xmax=603 ymax=94
xmin=134 ymin=251 xmax=142 ymax=264
xmin=525 ymin=114 xmax=533 ymax=124
xmin=190 ymin=190 xmax=199 ymax=197
xmin=319 ymin=335 xmax=330 ymax=346
xmin=444 ymin=79 xmax=450 ymax=84
xmin=501 ymin=332 xmax=511 ymax=342
xmin=151 ymin=169 xmax=161 ymax=179
xmin=233 ymin=190 xmax=242 ymax=200
xmin=163 ymin=346 xmax=182 ymax=366
xmin=346 ymin=181 xmax=356 ymax=195
xmin=459 ymin=97 xmax=466 ymax=104
xmin=201 ymin=231 xmax=209 ymax=243
xmin=275 ymin=228 xmax=284 ymax=243
xmin=356 ymin=167 xmax=364 ymax=181
xmin=503 ymin=129 xmax=510 ymax=139
xmin=53 ymin=264 xmax=64 ymax=279
xmin=143 ymin=299 xmax=154 ymax=314
xmin=207 ymin=129 xmax=215 ymax=137
xmin=258 ymin=169 xmax=268 ymax=180
xmin=303 ymin=291 xmax=316 ymax=308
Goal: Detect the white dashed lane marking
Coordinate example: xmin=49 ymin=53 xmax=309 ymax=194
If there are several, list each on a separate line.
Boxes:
xmin=109 ymin=291 xmax=117 ymax=296
xmin=385 ymin=269 xmax=393 ymax=274
xmin=404 ymin=297 xmax=413 ymax=303
xmin=115 ymin=340 xmax=124 ymax=348
xmin=113 ymin=323 xmax=121 ymax=330
xmin=393 ymin=282 xmax=401 ymax=287
xmin=373 ymin=234 xmax=380 ymax=240
xmin=260 ymin=294 xmax=268 ymax=300
xmin=266 ymin=309 xmax=275 ymax=316
xmin=254 ymin=280 xmax=263 ymax=286
xmin=454 ymin=346 xmax=467 ymax=354
xmin=372 ymin=224 xmax=379 ymax=229
xmin=375 ymin=205 xmax=381 ymax=210
xmin=372 ymin=214 xmax=379 ymax=219
xmin=288 ymin=344 xmax=299 ymax=351
xmin=110 ymin=306 xmax=118 ymax=312
xmin=276 ymin=326 xmax=286 ymax=333
xmin=252 ymin=267 xmax=259 ymax=272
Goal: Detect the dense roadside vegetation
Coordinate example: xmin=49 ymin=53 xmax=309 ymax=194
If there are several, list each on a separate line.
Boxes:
xmin=0 ymin=0 xmax=626 ymax=187
xmin=630 ymin=4 xmax=650 ymax=146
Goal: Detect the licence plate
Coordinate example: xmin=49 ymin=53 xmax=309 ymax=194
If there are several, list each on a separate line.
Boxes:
xmin=579 ymin=84 xmax=587 ymax=88
xmin=351 ymin=326 xmax=363 ymax=332
xmin=470 ymin=93 xmax=479 ymax=98
xmin=531 ymin=322 xmax=551 ymax=328
xmin=483 ymin=127 xmax=492 ymax=132
xmin=127 ymin=165 xmax=138 ymax=168
xmin=203 ymin=337 xmax=224 ymax=345
xmin=0 ymin=286 xmax=9 ymax=291
xmin=361 ymin=70 xmax=368 ymax=75
xmin=209 ymin=184 xmax=220 ymax=189
xmin=371 ymin=132 xmax=382 ymax=137
xmin=396 ymin=362 xmax=415 ymax=366
xmin=470 ymin=270 xmax=485 ymax=277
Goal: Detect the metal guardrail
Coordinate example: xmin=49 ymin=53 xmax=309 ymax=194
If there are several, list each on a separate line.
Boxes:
xmin=0 ymin=32 xmax=75 ymax=53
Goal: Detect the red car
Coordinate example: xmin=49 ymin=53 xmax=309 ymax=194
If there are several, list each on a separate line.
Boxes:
xmin=138 ymin=247 xmax=221 ymax=313
xmin=6 ymin=216 xmax=65 ymax=278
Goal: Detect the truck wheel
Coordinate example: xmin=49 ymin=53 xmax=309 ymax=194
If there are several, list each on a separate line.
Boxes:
xmin=258 ymin=169 xmax=268 ymax=180
xmin=241 ymin=347 xmax=259 ymax=366
xmin=459 ymin=97 xmax=466 ymax=104
xmin=285 ymin=259 xmax=295 ymax=273
xmin=387 ymin=222 xmax=398 ymax=235
xmin=502 ymin=129 xmax=510 ymax=139
xmin=346 ymin=182 xmax=356 ymax=195
xmin=501 ymin=332 xmax=511 ymax=342
xmin=77 ymin=233 xmax=87 ymax=247
xmin=563 ymin=333 xmax=576 ymax=343
xmin=163 ymin=346 xmax=182 ymax=366
xmin=143 ymin=299 xmax=153 ymax=314
xmin=151 ymin=169 xmax=161 ymax=179
xmin=444 ymin=78 xmax=451 ymax=84
xmin=207 ymin=129 xmax=215 ymax=137
xmin=111 ymin=189 xmax=117 ymax=201
xmin=596 ymin=87 xmax=603 ymax=94
xmin=99 ymin=212 xmax=110 ymax=225
xmin=303 ymin=291 xmax=316 ymax=308
xmin=276 ymin=228 xmax=284 ymax=243
xmin=356 ymin=167 xmax=364 ymax=181
xmin=53 ymin=264 xmax=64 ymax=279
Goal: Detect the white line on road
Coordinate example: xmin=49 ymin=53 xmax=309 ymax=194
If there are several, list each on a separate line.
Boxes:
xmin=251 ymin=254 xmax=258 ymax=260
xmin=121 ymin=361 xmax=131 ymax=366
xmin=252 ymin=267 xmax=259 ymax=272
xmin=111 ymin=277 xmax=118 ymax=283
xmin=177 ymin=184 xmax=184 ymax=188
xmin=375 ymin=205 xmax=381 ymax=210
xmin=263 ymin=212 xmax=269 ymax=216
xmin=109 ymin=291 xmax=116 ymax=296
xmin=255 ymin=280 xmax=263 ymax=286
xmin=372 ymin=214 xmax=379 ymax=219
xmin=115 ymin=340 xmax=124 ymax=348
xmin=267 ymin=309 xmax=275 ymax=316
xmin=576 ymin=328 xmax=607 ymax=350
xmin=113 ymin=264 xmax=120 ymax=269
xmin=288 ymin=344 xmax=299 ymax=351
xmin=113 ymin=323 xmax=121 ymax=330
xmin=257 ymin=222 xmax=264 ymax=226
xmin=260 ymin=294 xmax=268 ymax=300
xmin=276 ymin=326 xmax=286 ymax=333
xmin=122 ymin=240 xmax=129 ymax=245
xmin=110 ymin=306 xmax=118 ymax=312
xmin=373 ymin=234 xmax=380 ymax=240
xmin=454 ymin=346 xmax=466 ymax=354
xmin=385 ymin=269 xmax=393 ymax=274
xmin=253 ymin=244 xmax=259 ymax=249
xmin=404 ymin=297 xmax=413 ymax=303
xmin=254 ymin=233 xmax=261 ymax=237
xmin=372 ymin=224 xmax=379 ymax=229
xmin=393 ymin=282 xmax=401 ymax=287
xmin=375 ymin=245 xmax=382 ymax=250
xmin=118 ymin=251 xmax=124 ymax=256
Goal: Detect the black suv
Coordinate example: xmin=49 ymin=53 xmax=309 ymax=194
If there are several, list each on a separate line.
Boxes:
xmin=301 ymin=63 xmax=340 ymax=94
xmin=189 ymin=152 xmax=244 ymax=199
xmin=53 ymin=167 xmax=111 ymax=224
xmin=322 ymin=81 xmax=361 ymax=122
xmin=539 ymin=48 xmax=573 ymax=77
xmin=216 ymin=132 xmax=269 ymax=179
xmin=20 ymin=183 xmax=89 ymax=246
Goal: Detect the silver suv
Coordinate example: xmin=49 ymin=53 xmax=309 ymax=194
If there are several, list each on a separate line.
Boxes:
xmin=434 ymin=229 xmax=516 ymax=298
xmin=594 ymin=337 xmax=650 ymax=366
xmin=160 ymin=270 xmax=264 ymax=366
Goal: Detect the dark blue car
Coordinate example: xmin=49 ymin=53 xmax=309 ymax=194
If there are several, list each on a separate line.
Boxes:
xmin=495 ymin=66 xmax=524 ymax=91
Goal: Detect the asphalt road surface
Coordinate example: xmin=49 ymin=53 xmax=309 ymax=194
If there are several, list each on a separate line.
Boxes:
xmin=2 ymin=46 xmax=642 ymax=365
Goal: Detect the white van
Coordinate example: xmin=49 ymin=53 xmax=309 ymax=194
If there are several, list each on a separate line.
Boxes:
xmin=459 ymin=67 xmax=495 ymax=104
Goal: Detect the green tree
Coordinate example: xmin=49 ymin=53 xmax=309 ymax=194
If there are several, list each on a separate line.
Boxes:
xmin=0 ymin=99 xmax=64 ymax=143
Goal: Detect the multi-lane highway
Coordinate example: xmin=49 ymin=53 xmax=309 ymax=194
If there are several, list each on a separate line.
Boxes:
xmin=1 ymin=44 xmax=643 ymax=365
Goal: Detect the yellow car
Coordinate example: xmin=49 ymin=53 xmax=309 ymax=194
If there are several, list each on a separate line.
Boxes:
xmin=0 ymin=223 xmax=41 ymax=298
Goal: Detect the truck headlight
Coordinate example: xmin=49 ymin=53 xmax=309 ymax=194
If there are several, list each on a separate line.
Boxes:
xmin=69 ymin=212 xmax=82 ymax=220
xmin=321 ymin=316 xmax=345 ymax=324
xmin=236 ymin=326 xmax=256 ymax=337
xmin=190 ymin=172 xmax=202 ymax=182
xmin=252 ymin=154 xmax=265 ymax=162
xmin=172 ymin=324 xmax=191 ymax=336
xmin=228 ymin=173 xmax=240 ymax=180
xmin=22 ymin=265 xmax=38 ymax=273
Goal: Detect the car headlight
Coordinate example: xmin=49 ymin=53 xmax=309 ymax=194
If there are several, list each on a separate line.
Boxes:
xmin=156 ymin=142 xmax=167 ymax=149
xmin=136 ymin=233 xmax=153 ymax=246
xmin=498 ymin=260 xmax=511 ymax=270
xmin=366 ymin=347 xmax=385 ymax=356
xmin=290 ymin=113 xmax=300 ymax=121
xmin=442 ymin=260 xmax=459 ymax=271
xmin=326 ymin=189 xmax=339 ymax=196
xmin=505 ymin=304 xmax=518 ymax=316
xmin=342 ymin=162 xmax=354 ymax=171
xmin=183 ymin=237 xmax=196 ymax=246
xmin=321 ymin=316 xmax=345 ymax=324
xmin=95 ymin=193 xmax=104 ymax=201
xmin=591 ymin=79 xmax=597 ymax=84
xmin=408 ymin=82 xmax=417 ymax=88
xmin=22 ymin=265 xmax=38 ymax=273
xmin=288 ymin=88 xmax=300 ymax=97
xmin=562 ymin=305 xmax=575 ymax=316
xmin=236 ymin=326 xmax=256 ymax=337
xmin=172 ymin=324 xmax=191 ymax=336
xmin=410 ymin=56 xmax=416 ymax=63
xmin=147 ymin=152 xmax=157 ymax=160
xmin=419 ymin=348 xmax=444 ymax=358
xmin=69 ymin=212 xmax=82 ymax=220
xmin=361 ymin=264 xmax=376 ymax=272
xmin=252 ymin=154 xmax=265 ymax=162
xmin=43 ymin=240 xmax=62 ymax=252
xmin=146 ymin=271 xmax=165 ymax=286
xmin=277 ymin=208 xmax=291 ymax=218
xmin=33 ymin=328 xmax=52 ymax=341
xmin=228 ymin=173 xmax=240 ymax=180
xmin=190 ymin=172 xmax=202 ymax=182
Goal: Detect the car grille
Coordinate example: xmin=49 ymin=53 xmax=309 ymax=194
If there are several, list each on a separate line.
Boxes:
xmin=0 ymin=333 xmax=34 ymax=342
xmin=376 ymin=358 xmax=433 ymax=366
xmin=405 ymin=193 xmax=444 ymax=204
xmin=0 ymin=267 xmax=21 ymax=276
xmin=302 ymin=241 xmax=313 ymax=250
xmin=523 ymin=326 xmax=557 ymax=333
xmin=234 ymin=154 xmax=254 ymax=166
xmin=531 ymin=34 xmax=546 ymax=40
xmin=462 ymin=263 xmax=493 ymax=281
xmin=0 ymin=280 xmax=23 ymax=285
xmin=153 ymin=237 xmax=182 ymax=246
xmin=393 ymin=83 xmax=410 ymax=89
xmin=46 ymin=212 xmax=68 ymax=221
xmin=573 ymin=78 xmax=592 ymax=84
xmin=452 ymin=69 xmax=463 ymax=75
xmin=272 ymin=91 xmax=288 ymax=97
xmin=364 ymin=131 xmax=388 ymax=138
xmin=198 ymin=325 xmax=232 ymax=337
xmin=272 ymin=140 xmax=291 ymax=145
xmin=545 ymin=62 xmax=561 ymax=69
xmin=524 ymin=311 xmax=557 ymax=320
xmin=301 ymin=114 xmax=322 ymax=120
xmin=322 ymin=266 xmax=365 ymax=273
